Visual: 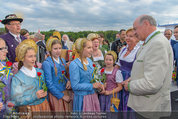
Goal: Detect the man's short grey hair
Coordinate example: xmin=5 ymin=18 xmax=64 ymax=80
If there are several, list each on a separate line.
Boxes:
xmin=139 ymin=15 xmax=157 ymax=26
xmin=34 ymin=33 xmax=43 ymax=40
xmin=164 ymin=29 xmax=172 ymax=33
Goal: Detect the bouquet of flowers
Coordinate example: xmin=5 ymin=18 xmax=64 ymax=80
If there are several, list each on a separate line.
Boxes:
xmin=0 ymin=61 xmax=13 ymax=101
xmin=172 ymin=70 xmax=176 ymax=81
xmin=90 ymin=64 xmax=106 ymax=84
xmin=59 ymin=71 xmax=69 ymax=84
xmin=37 ymin=72 xmax=48 ymax=91
xmin=0 ymin=61 xmax=13 ymax=80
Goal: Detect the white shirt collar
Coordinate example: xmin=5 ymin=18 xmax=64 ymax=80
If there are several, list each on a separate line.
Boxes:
xmin=53 ymin=57 xmax=60 ymax=64
xmin=78 ymin=58 xmax=89 ymax=65
xmin=9 ymin=31 xmax=21 ymax=42
xmin=36 ymin=40 xmax=41 ymax=44
xmin=20 ymin=66 xmax=36 ymax=78
xmin=145 ymin=30 xmax=157 ymax=43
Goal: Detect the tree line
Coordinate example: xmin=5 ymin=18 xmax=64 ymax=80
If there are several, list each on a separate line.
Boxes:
xmin=0 ymin=28 xmax=118 ymax=43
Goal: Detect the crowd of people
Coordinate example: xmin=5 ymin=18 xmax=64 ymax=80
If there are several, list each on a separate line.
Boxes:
xmin=0 ymin=13 xmax=178 ymax=119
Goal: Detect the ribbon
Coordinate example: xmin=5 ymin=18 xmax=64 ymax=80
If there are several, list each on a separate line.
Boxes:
xmin=0 ymin=66 xmax=12 ymax=80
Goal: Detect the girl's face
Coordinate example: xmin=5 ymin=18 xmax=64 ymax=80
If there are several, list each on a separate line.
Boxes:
xmin=105 ymin=55 xmax=114 ymax=68
xmin=0 ymin=40 xmax=8 ymax=61
xmin=51 ymin=43 xmax=62 ymax=59
xmin=125 ymin=30 xmax=138 ymax=47
xmin=82 ymin=41 xmax=93 ymax=58
xmin=23 ymin=49 xmax=36 ymax=69
xmin=92 ymin=39 xmax=99 ymax=50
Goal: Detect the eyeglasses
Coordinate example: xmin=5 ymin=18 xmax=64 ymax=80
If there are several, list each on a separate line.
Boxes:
xmin=0 ymin=46 xmax=8 ymax=51
xmin=8 ymin=23 xmax=21 ymax=26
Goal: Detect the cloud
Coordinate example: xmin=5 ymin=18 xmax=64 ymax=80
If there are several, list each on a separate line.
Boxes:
xmin=0 ymin=0 xmax=178 ymax=31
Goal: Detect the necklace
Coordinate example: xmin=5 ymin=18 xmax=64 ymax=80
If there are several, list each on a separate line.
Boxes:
xmin=93 ymin=50 xmax=99 ymax=57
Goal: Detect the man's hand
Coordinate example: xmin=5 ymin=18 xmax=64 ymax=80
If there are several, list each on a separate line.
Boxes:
xmin=122 ymin=78 xmax=131 ymax=91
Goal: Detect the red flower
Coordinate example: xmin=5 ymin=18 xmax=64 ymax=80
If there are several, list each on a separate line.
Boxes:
xmin=6 ymin=61 xmax=12 ymax=67
xmin=37 ymin=72 xmax=42 ymax=76
xmin=62 ymin=71 xmax=65 ymax=74
xmin=72 ymin=55 xmax=75 ymax=59
xmin=93 ymin=64 xmax=96 ymax=67
xmin=7 ymin=102 xmax=14 ymax=108
xmin=34 ymin=65 xmax=37 ymax=68
xmin=101 ymin=68 xmax=105 ymax=73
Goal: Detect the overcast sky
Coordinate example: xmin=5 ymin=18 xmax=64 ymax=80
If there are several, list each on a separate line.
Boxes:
xmin=0 ymin=0 xmax=178 ymax=32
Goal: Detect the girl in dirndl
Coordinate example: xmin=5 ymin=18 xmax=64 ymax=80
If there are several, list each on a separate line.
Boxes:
xmin=69 ymin=38 xmax=103 ymax=112
xmin=42 ymin=38 xmax=72 ymax=112
xmin=11 ymin=39 xmax=50 ymax=114
xmin=99 ymin=51 xmax=123 ymax=112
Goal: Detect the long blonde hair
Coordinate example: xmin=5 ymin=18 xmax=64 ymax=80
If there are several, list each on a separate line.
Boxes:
xmin=75 ymin=38 xmax=90 ymax=71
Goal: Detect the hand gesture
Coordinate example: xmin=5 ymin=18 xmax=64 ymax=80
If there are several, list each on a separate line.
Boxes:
xmin=66 ymin=81 xmax=71 ymax=89
xmin=62 ymin=95 xmax=71 ymax=103
xmin=36 ymin=89 xmax=47 ymax=99
xmin=0 ymin=102 xmax=3 ymax=111
xmin=122 ymin=78 xmax=131 ymax=91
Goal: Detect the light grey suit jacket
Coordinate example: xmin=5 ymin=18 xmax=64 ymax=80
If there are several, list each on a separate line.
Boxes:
xmin=127 ymin=32 xmax=173 ymax=118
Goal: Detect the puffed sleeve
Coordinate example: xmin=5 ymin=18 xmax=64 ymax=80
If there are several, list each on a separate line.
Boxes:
xmin=115 ymin=70 xmax=123 ymax=83
xmin=69 ymin=61 xmax=93 ymax=91
xmin=42 ymin=61 xmax=64 ymax=100
xmin=11 ymin=76 xmax=38 ymax=106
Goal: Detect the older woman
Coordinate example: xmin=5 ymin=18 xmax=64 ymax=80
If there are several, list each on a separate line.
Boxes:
xmin=62 ymin=34 xmax=73 ymax=50
xmin=87 ymin=33 xmax=105 ymax=70
xmin=11 ymin=39 xmax=50 ymax=115
xmin=116 ymin=28 xmax=141 ymax=117
xmin=0 ymin=38 xmax=14 ymax=114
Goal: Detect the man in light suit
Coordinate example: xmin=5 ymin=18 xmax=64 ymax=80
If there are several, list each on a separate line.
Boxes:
xmin=123 ymin=15 xmax=173 ymax=118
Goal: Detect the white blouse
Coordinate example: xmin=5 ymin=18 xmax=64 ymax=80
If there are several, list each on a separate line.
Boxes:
xmin=99 ymin=69 xmax=123 ymax=83
xmin=20 ymin=66 xmax=36 ymax=78
xmin=53 ymin=57 xmax=60 ymax=64
xmin=93 ymin=54 xmax=104 ymax=62
xmin=116 ymin=42 xmax=141 ymax=66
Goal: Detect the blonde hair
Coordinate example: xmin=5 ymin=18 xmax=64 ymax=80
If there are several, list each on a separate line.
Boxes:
xmin=15 ymin=39 xmax=38 ymax=70
xmin=104 ymin=51 xmax=117 ymax=63
xmin=75 ymin=38 xmax=90 ymax=71
xmin=0 ymin=38 xmax=5 ymax=42
xmin=87 ymin=33 xmax=99 ymax=41
xmin=53 ymin=31 xmax=61 ymax=41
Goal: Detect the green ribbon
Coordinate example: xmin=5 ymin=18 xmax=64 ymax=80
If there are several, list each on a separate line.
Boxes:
xmin=143 ymin=31 xmax=161 ymax=46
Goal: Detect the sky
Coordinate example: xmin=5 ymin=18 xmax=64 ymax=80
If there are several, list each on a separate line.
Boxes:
xmin=0 ymin=0 xmax=178 ymax=32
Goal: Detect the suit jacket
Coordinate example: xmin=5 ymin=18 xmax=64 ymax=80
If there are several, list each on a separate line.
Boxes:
xmin=0 ymin=32 xmax=26 ymax=62
xmin=111 ymin=39 xmax=126 ymax=61
xmin=127 ymin=33 xmax=173 ymax=118
xmin=36 ymin=40 xmax=46 ymax=63
xmin=170 ymin=39 xmax=177 ymax=49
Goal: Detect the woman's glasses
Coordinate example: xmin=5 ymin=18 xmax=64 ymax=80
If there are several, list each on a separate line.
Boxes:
xmin=0 ymin=46 xmax=8 ymax=51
